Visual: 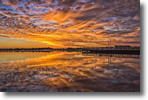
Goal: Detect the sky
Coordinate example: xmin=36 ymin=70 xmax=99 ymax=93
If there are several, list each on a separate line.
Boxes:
xmin=0 ymin=0 xmax=140 ymax=48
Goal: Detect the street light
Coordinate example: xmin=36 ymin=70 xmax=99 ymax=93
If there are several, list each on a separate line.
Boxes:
xmin=108 ymin=34 xmax=112 ymax=47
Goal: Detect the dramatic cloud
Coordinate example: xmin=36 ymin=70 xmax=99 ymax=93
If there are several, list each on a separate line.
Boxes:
xmin=0 ymin=0 xmax=140 ymax=48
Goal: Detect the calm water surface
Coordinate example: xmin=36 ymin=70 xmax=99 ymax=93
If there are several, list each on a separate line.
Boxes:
xmin=0 ymin=52 xmax=140 ymax=92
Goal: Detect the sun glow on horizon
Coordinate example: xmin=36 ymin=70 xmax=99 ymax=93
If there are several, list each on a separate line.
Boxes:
xmin=0 ymin=0 xmax=140 ymax=48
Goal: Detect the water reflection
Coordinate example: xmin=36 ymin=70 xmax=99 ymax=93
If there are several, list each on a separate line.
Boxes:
xmin=0 ymin=52 xmax=140 ymax=92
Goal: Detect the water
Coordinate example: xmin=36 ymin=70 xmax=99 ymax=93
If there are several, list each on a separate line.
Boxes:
xmin=0 ymin=52 xmax=140 ymax=92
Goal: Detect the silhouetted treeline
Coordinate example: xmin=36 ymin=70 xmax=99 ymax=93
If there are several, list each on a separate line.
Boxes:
xmin=0 ymin=47 xmax=53 ymax=52
xmin=0 ymin=46 xmax=140 ymax=54
xmin=0 ymin=47 xmax=82 ymax=52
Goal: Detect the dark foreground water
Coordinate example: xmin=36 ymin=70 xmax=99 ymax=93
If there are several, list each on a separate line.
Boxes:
xmin=0 ymin=52 xmax=140 ymax=92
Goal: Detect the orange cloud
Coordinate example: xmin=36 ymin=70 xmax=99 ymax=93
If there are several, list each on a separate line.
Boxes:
xmin=0 ymin=0 xmax=140 ymax=48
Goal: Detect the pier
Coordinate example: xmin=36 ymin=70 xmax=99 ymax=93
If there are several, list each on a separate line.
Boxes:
xmin=82 ymin=46 xmax=140 ymax=54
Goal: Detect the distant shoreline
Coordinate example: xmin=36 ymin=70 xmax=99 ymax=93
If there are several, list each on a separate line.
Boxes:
xmin=0 ymin=46 xmax=140 ymax=54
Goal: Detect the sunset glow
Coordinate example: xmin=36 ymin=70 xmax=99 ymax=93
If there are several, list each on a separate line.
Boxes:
xmin=0 ymin=0 xmax=140 ymax=92
xmin=0 ymin=0 xmax=140 ymax=48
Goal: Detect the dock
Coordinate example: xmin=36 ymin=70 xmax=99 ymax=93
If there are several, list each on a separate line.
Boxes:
xmin=82 ymin=46 xmax=140 ymax=54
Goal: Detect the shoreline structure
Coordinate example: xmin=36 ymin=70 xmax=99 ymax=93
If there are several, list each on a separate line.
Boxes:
xmin=0 ymin=46 xmax=140 ymax=54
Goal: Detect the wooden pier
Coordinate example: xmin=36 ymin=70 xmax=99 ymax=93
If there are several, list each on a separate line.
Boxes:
xmin=82 ymin=46 xmax=140 ymax=54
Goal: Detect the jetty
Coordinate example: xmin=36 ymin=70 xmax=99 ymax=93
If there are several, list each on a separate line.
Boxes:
xmin=82 ymin=46 xmax=140 ymax=54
